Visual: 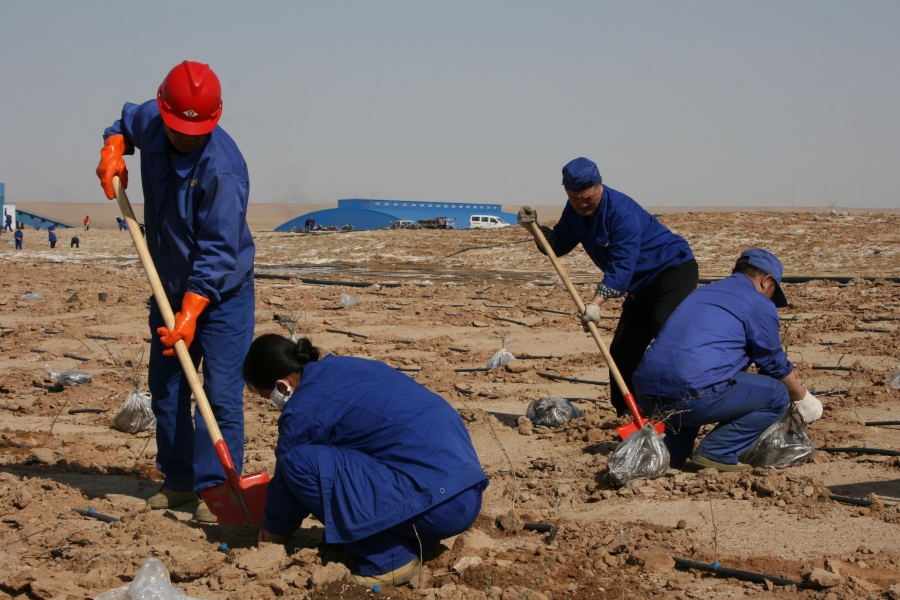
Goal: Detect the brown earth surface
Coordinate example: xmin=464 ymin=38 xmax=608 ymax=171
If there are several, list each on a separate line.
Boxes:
xmin=0 ymin=211 xmax=899 ymax=599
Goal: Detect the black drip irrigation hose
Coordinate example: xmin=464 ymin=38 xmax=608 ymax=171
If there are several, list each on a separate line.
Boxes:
xmin=492 ymin=316 xmax=528 ymax=326
xmin=86 ymin=334 xmax=118 ymax=341
xmin=391 ymin=339 xmax=414 ymax=345
xmin=527 ymin=306 xmax=571 ymax=316
xmin=448 ymin=347 xmax=470 ymax=353
xmin=864 ymin=421 xmax=900 ymax=427
xmin=864 ymin=316 xmax=900 ymax=322
xmin=42 ymin=330 xmax=61 ymax=335
xmin=63 ymin=353 xmax=90 ymax=361
xmin=484 ymin=304 xmax=515 ymax=308
xmin=673 ymin=557 xmax=809 ymax=589
xmin=324 ymin=328 xmax=368 ymax=339
xmin=811 ymin=365 xmax=855 ymax=371
xmin=68 ymin=409 xmax=106 ymax=414
xmin=856 ymin=327 xmax=891 ymax=333
xmin=538 ymin=372 xmax=610 ymax=386
xmin=395 ymin=366 xmax=421 ymax=373
xmin=518 ymin=355 xmax=560 ymax=360
xmin=454 ymin=385 xmax=500 ymax=399
xmin=830 ymin=494 xmax=897 ymax=508
xmin=820 ymin=446 xmax=900 ymax=456
xmin=71 ymin=508 xmax=121 ymax=523
xmin=30 ymin=349 xmax=47 ymax=353
xmin=455 ymin=367 xmax=491 ymax=373
xmin=255 ymin=273 xmax=402 ymax=288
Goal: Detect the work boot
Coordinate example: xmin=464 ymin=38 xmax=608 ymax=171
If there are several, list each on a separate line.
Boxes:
xmin=352 ymin=558 xmax=421 ymax=587
xmin=192 ymin=500 xmax=218 ymax=524
xmin=691 ymin=453 xmax=752 ymax=472
xmin=146 ymin=487 xmax=197 ymax=510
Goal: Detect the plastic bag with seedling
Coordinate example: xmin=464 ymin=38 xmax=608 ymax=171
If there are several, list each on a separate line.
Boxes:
xmin=886 ymin=367 xmax=900 ymax=389
xmin=486 ymin=335 xmax=516 ymax=370
xmin=95 ymin=557 xmax=198 ymax=600
xmin=525 ymin=396 xmax=585 ymax=427
xmin=606 ymin=422 xmax=670 ymax=486
xmin=740 ymin=403 xmax=813 ymax=469
xmin=45 ymin=363 xmax=92 ymax=387
xmin=339 ymin=293 xmax=362 ymax=308
xmin=112 ymin=376 xmax=156 ymax=434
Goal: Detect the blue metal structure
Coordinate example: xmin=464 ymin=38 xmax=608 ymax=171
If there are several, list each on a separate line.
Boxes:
xmin=275 ymin=199 xmax=517 ymax=232
xmin=13 ymin=208 xmax=74 ymax=230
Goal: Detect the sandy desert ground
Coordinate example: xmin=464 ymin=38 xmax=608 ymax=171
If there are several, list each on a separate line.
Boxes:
xmin=0 ymin=210 xmax=899 ymax=599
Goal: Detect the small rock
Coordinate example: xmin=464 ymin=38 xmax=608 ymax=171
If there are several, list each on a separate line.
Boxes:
xmin=557 ymin=484 xmax=572 ymax=497
xmin=628 ymin=549 xmax=674 ymax=573
xmin=806 ymin=568 xmax=841 ymax=588
xmin=517 ymin=416 xmax=533 ymax=436
xmin=497 ymin=510 xmax=523 ymax=532
xmin=267 ymin=296 xmax=285 ymax=307
xmin=291 ymin=548 xmax=320 ymax=566
xmin=14 ymin=488 xmax=32 ymax=509
xmin=307 ymin=562 xmax=350 ymax=590
xmin=458 ymin=529 xmax=494 ymax=551
xmin=472 ymin=321 xmax=489 ymax=328
xmin=803 ymin=486 xmax=814 ymax=497
xmin=675 ymin=519 xmax=687 ymax=529
xmin=506 ymin=362 xmax=530 ymax=373
xmin=28 ymin=448 xmax=56 ymax=464
xmin=452 ymin=556 xmax=483 ymax=573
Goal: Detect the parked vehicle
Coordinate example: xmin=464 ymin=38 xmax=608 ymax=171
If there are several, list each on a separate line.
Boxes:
xmin=390 ymin=220 xmax=416 ymax=229
xmin=469 ymin=215 xmax=510 ymax=229
xmin=417 ymin=216 xmax=452 ymax=229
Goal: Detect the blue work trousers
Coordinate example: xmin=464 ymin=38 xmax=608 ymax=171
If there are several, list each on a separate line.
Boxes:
xmin=637 ymin=371 xmax=789 ymax=466
xmin=283 ymin=445 xmax=486 ymax=576
xmin=148 ymin=282 xmax=255 ymax=492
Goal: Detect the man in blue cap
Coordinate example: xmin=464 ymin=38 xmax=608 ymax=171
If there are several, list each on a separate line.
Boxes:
xmin=518 ymin=157 xmax=698 ymax=418
xmin=632 ymin=249 xmax=822 ymax=471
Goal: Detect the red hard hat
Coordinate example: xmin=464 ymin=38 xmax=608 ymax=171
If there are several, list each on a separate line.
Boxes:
xmin=157 ymin=61 xmax=222 ymax=136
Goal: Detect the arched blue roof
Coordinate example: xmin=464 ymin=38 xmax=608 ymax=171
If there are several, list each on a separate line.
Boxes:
xmin=274 ymin=199 xmax=517 ymax=231
xmin=275 ymin=208 xmax=397 ymax=232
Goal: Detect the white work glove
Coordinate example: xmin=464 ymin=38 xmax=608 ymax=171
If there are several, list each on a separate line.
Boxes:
xmin=793 ymin=389 xmax=823 ymax=423
xmin=518 ymin=206 xmax=537 ymax=227
xmin=580 ymin=302 xmax=601 ymax=331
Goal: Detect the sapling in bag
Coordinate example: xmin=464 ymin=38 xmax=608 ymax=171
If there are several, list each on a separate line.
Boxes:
xmin=606 ymin=422 xmax=670 ymax=486
xmin=486 ymin=344 xmax=515 ymax=370
xmin=525 ymin=397 xmax=585 ymax=427
xmin=741 ymin=403 xmax=813 ymax=468
xmin=45 ymin=363 xmax=92 ymax=387
xmin=112 ymin=376 xmax=156 ymax=434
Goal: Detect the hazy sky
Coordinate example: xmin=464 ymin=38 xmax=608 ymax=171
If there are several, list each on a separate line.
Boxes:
xmin=1 ymin=1 xmax=898 ymax=209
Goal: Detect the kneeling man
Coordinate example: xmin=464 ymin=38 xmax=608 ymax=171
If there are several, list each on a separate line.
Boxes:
xmin=633 ymin=249 xmax=822 ymax=472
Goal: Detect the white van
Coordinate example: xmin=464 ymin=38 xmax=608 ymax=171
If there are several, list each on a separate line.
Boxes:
xmin=469 ymin=215 xmax=510 ymax=229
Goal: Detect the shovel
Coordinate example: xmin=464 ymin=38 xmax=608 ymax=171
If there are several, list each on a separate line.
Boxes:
xmin=112 ymin=176 xmax=269 ymax=525
xmin=525 ymin=221 xmax=664 ymax=440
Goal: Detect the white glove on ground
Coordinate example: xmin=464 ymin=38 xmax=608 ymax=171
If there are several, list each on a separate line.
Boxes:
xmin=793 ymin=389 xmax=823 ymax=423
xmin=518 ymin=206 xmax=537 ymax=227
xmin=580 ymin=302 xmax=601 ymax=330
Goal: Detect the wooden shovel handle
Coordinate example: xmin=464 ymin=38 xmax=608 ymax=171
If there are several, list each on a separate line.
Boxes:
xmin=526 ymin=221 xmax=631 ymax=398
xmin=112 ymin=176 xmax=225 ymax=446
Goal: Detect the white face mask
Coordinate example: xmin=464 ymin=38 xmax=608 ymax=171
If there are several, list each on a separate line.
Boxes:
xmin=268 ymin=380 xmax=294 ymax=410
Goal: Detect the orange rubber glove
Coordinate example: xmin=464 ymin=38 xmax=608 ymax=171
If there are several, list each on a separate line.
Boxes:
xmin=157 ymin=291 xmax=210 ymax=356
xmin=96 ymin=134 xmax=130 ymax=200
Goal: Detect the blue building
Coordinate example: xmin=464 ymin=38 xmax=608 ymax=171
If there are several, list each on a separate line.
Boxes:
xmin=274 ymin=199 xmax=517 ymax=232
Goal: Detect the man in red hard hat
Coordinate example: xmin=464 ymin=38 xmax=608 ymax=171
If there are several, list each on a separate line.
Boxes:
xmin=96 ymin=61 xmax=255 ymax=523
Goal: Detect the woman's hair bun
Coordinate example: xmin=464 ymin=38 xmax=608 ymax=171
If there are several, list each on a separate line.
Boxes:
xmin=295 ymin=337 xmax=321 ymax=364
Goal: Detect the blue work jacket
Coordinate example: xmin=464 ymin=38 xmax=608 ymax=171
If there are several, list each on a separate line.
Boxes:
xmin=633 ymin=273 xmax=793 ymax=398
xmin=548 ymin=186 xmax=693 ymax=296
xmin=103 ymin=101 xmax=254 ymax=303
xmin=262 ymin=355 xmax=488 ymax=543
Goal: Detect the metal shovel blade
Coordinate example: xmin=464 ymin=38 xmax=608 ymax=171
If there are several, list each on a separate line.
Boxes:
xmin=200 ymin=470 xmax=270 ymax=526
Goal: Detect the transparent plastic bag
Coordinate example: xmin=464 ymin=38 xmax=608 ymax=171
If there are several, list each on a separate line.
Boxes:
xmin=19 ymin=291 xmax=44 ymax=301
xmin=740 ymin=403 xmax=814 ymax=469
xmin=525 ymin=397 xmax=585 ymax=427
xmin=45 ymin=363 xmax=92 ymax=387
xmin=486 ymin=345 xmax=515 ymax=370
xmin=606 ymin=423 xmax=670 ymax=486
xmin=339 ymin=293 xmax=362 ymax=308
xmin=95 ymin=557 xmax=198 ymax=600
xmin=886 ymin=367 xmax=900 ymax=389
xmin=112 ymin=376 xmax=156 ymax=434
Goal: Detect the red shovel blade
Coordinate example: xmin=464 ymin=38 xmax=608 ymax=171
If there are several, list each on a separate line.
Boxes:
xmin=617 ymin=392 xmax=666 ymax=440
xmin=199 ymin=439 xmax=270 ymax=526
xmin=200 ymin=471 xmax=270 ymax=526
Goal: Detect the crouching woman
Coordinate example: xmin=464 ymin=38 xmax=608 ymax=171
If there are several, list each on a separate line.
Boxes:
xmin=244 ymin=334 xmax=488 ymax=587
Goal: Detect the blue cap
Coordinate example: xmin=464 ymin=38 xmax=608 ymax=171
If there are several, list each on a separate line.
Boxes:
xmin=562 ymin=157 xmax=601 ymax=191
xmin=737 ymin=248 xmax=787 ymax=307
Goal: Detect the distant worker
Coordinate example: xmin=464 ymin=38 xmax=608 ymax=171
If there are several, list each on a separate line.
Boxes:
xmin=117 ymin=216 xmax=128 ymax=231
xmin=33 ymin=218 xmax=43 ymax=231
xmin=95 ymin=60 xmax=255 ymax=524
xmin=3 ymin=212 xmax=11 ymax=232
xmin=304 ymin=217 xmax=312 ymax=233
xmin=518 ymin=157 xmax=698 ymax=418
xmin=84 ymin=215 xmax=91 ymax=231
xmin=48 ymin=226 xmax=57 ymax=249
xmin=245 ymin=334 xmax=488 ymax=587
xmin=633 ymin=249 xmax=822 ymax=471
xmin=71 ymin=235 xmax=80 ymax=249
xmin=14 ymin=228 xmax=23 ymax=250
